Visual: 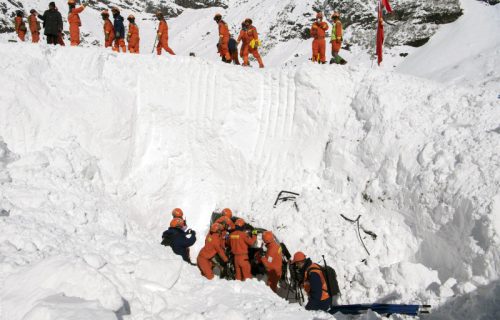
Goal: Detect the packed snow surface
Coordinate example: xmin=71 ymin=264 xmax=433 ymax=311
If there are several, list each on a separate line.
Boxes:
xmin=0 ymin=2 xmax=499 ymax=318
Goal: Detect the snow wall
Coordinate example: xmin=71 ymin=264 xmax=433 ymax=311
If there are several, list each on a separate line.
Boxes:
xmin=0 ymin=43 xmax=499 ymax=319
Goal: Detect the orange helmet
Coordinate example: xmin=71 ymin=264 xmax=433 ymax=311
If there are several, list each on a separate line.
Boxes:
xmin=214 ymin=13 xmax=222 ymax=21
xmin=128 ymin=14 xmax=135 ymax=19
xmin=170 ymin=217 xmax=185 ymax=228
xmin=235 ymin=218 xmax=245 ymax=228
xmin=316 ymin=12 xmax=323 ymax=19
xmin=331 ymin=11 xmax=340 ymax=19
xmin=262 ymin=231 xmax=274 ymax=243
xmin=101 ymin=10 xmax=109 ymax=16
xmin=171 ymin=208 xmax=184 ymax=218
xmin=221 ymin=208 xmax=232 ymax=218
xmin=111 ymin=7 xmax=120 ymax=13
xmin=291 ymin=251 xmax=306 ymax=264
xmin=210 ymin=223 xmax=223 ymax=233
xmin=68 ymin=0 xmax=76 ymax=4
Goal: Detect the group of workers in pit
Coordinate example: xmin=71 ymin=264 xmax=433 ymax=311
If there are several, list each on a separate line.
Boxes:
xmin=14 ymin=2 xmax=345 ymax=66
xmin=162 ymin=208 xmax=336 ymax=312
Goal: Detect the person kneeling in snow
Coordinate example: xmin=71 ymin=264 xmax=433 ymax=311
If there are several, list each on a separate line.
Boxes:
xmin=291 ymin=251 xmax=332 ymax=311
xmin=162 ymin=217 xmax=196 ymax=264
xmin=197 ymin=223 xmax=228 ymax=279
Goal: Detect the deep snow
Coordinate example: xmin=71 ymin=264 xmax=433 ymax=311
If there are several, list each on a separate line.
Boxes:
xmin=0 ymin=1 xmax=499 ymax=319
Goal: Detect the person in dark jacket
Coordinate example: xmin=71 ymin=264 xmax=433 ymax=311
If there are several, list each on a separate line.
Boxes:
xmin=162 ymin=217 xmax=196 ymax=264
xmin=111 ymin=7 xmax=126 ymax=52
xmin=38 ymin=2 xmax=63 ymax=45
xmin=291 ymin=251 xmax=333 ymax=311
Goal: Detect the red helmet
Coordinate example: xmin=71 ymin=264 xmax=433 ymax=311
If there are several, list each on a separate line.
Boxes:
xmin=291 ymin=251 xmax=306 ymax=264
xmin=170 ymin=217 xmax=185 ymax=228
xmin=262 ymin=231 xmax=274 ymax=243
xmin=222 ymin=208 xmax=232 ymax=218
xmin=171 ymin=208 xmax=184 ymax=218
xmin=210 ymin=223 xmax=223 ymax=233
xmin=235 ymin=218 xmax=245 ymax=228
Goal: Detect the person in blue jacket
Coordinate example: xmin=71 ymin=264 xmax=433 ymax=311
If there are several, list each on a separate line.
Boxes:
xmin=162 ymin=217 xmax=196 ymax=264
xmin=111 ymin=7 xmax=126 ymax=52
xmin=291 ymin=251 xmax=333 ymax=311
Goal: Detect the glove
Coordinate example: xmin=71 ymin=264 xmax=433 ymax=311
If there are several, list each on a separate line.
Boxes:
xmin=251 ymin=229 xmax=258 ymax=235
xmin=115 ymin=32 xmax=120 ymax=38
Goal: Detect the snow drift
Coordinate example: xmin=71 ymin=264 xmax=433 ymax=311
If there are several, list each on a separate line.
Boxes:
xmin=0 ymin=41 xmax=499 ymax=319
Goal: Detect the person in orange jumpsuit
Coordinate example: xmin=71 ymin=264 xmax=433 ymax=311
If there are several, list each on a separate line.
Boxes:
xmin=197 ymin=223 xmax=229 ymax=279
xmin=291 ymin=251 xmax=333 ymax=311
xmin=229 ymin=218 xmax=257 ymax=281
xmin=214 ymin=13 xmax=231 ymax=63
xmin=257 ymin=231 xmax=283 ymax=292
xmin=67 ymin=0 xmax=85 ymax=46
xmin=101 ymin=10 xmax=114 ymax=48
xmin=126 ymin=15 xmax=140 ymax=54
xmin=310 ymin=12 xmax=329 ymax=64
xmin=330 ymin=12 xmax=345 ymax=64
xmin=156 ymin=12 xmax=175 ymax=55
xmin=238 ymin=18 xmax=264 ymax=68
xmin=28 ymin=10 xmax=40 ymax=43
xmin=14 ymin=11 xmax=27 ymax=42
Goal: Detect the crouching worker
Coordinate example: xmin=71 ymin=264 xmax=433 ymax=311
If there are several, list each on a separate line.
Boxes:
xmin=197 ymin=223 xmax=228 ymax=279
xmin=162 ymin=217 xmax=196 ymax=264
xmin=257 ymin=231 xmax=282 ymax=292
xmin=291 ymin=251 xmax=332 ymax=311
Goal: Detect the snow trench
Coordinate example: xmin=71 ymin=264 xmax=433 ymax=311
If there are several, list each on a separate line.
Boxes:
xmin=0 ymin=43 xmax=499 ymax=319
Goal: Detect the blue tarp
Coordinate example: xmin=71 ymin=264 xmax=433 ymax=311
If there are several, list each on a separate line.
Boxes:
xmin=329 ymin=304 xmax=423 ymax=316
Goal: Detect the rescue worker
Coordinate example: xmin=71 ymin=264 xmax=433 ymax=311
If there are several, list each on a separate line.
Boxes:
xmin=162 ymin=217 xmax=196 ymax=263
xmin=330 ymin=12 xmax=344 ymax=64
xmin=67 ymin=0 xmax=85 ymax=46
xmin=28 ymin=9 xmax=41 ymax=43
xmin=229 ymin=218 xmax=257 ymax=281
xmin=257 ymin=231 xmax=282 ymax=292
xmin=291 ymin=251 xmax=332 ymax=311
xmin=310 ymin=12 xmax=329 ymax=64
xmin=156 ymin=12 xmax=175 ymax=55
xmin=38 ymin=2 xmax=63 ymax=45
xmin=14 ymin=11 xmax=27 ymax=42
xmin=214 ymin=13 xmax=231 ymax=63
xmin=197 ymin=223 xmax=229 ymax=279
xmin=127 ymin=14 xmax=140 ymax=54
xmin=239 ymin=18 xmax=264 ymax=68
xmin=111 ymin=7 xmax=126 ymax=52
xmin=237 ymin=22 xmax=248 ymax=62
xmin=101 ymin=10 xmax=114 ymax=48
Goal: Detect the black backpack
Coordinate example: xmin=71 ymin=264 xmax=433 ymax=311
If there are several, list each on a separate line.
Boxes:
xmin=308 ymin=262 xmax=341 ymax=297
xmin=161 ymin=230 xmax=172 ymax=246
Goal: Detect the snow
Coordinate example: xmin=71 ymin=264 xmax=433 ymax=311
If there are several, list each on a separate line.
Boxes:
xmin=0 ymin=1 xmax=499 ymax=319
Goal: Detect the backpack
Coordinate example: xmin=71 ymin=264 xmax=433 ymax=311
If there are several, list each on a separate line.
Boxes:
xmin=308 ymin=264 xmax=341 ymax=297
xmin=161 ymin=230 xmax=172 ymax=246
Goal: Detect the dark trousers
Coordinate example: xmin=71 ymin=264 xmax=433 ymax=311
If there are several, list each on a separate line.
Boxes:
xmin=46 ymin=35 xmax=57 ymax=45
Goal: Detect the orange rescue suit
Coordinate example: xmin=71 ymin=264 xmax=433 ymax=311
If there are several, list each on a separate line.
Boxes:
xmin=157 ymin=20 xmax=175 ymax=55
xmin=229 ymin=230 xmax=256 ymax=280
xmin=68 ymin=6 xmax=85 ymax=46
xmin=28 ymin=14 xmax=40 ymax=43
xmin=103 ymin=19 xmax=114 ymax=48
xmin=310 ymin=21 xmax=328 ymax=63
xmin=127 ymin=23 xmax=140 ymax=54
xmin=261 ymin=241 xmax=283 ymax=292
xmin=14 ymin=17 xmax=26 ymax=42
xmin=197 ymin=233 xmax=228 ymax=280
xmin=239 ymin=26 xmax=264 ymax=68
xmin=218 ymin=20 xmax=231 ymax=61
xmin=331 ymin=20 xmax=343 ymax=53
xmin=304 ymin=263 xmax=330 ymax=301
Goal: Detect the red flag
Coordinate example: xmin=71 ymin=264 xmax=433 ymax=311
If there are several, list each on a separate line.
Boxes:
xmin=376 ymin=2 xmax=384 ymax=65
xmin=381 ymin=0 xmax=393 ymax=13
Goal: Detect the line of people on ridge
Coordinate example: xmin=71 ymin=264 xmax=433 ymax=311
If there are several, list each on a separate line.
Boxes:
xmin=14 ymin=2 xmax=345 ymax=67
xmin=162 ymin=208 xmax=336 ymax=312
